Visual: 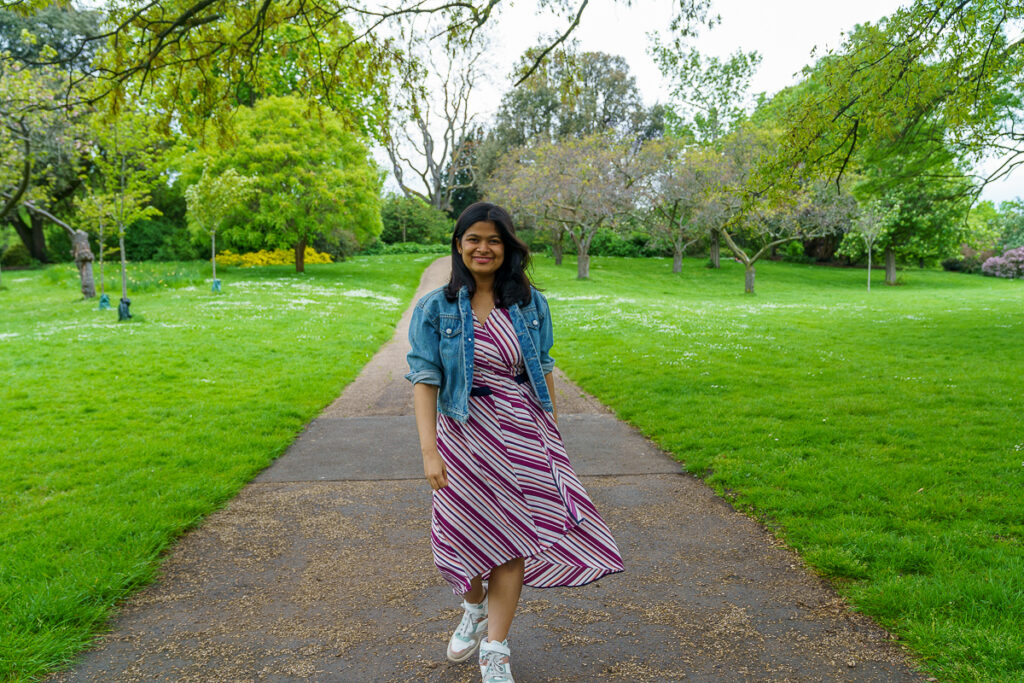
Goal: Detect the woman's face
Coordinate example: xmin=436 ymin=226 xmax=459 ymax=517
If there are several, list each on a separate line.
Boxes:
xmin=458 ymin=220 xmax=505 ymax=280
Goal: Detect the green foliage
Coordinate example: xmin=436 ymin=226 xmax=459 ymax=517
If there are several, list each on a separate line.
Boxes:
xmin=121 ymin=217 xmax=170 ymax=261
xmin=185 ymin=95 xmax=382 ymax=266
xmin=534 ymin=255 xmax=1024 ymax=681
xmin=0 ymin=4 xmax=101 ymax=68
xmin=361 ymin=241 xmax=449 ymax=255
xmin=1 ymin=240 xmax=31 ymax=266
xmin=649 ymin=36 xmax=761 ymax=142
xmin=379 ymin=195 xmax=450 ymax=244
xmin=83 ymin=109 xmax=166 ymax=239
xmin=0 ymin=256 xmax=430 ymax=680
xmin=997 ymin=199 xmax=1024 ymax=251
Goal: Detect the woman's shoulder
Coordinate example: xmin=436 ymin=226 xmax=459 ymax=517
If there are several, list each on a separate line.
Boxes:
xmin=416 ymin=286 xmax=448 ymax=309
xmin=528 ymin=286 xmax=549 ymax=306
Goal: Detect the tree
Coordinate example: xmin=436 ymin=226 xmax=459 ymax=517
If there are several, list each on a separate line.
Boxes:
xmin=850 ymin=199 xmax=891 ymax=291
xmin=191 ymin=95 xmax=382 ymax=272
xmin=484 ymin=46 xmax=655 ymax=158
xmin=184 ymin=166 xmax=255 ymax=291
xmin=997 ymin=199 xmax=1024 ymax=251
xmin=650 ymin=37 xmax=761 ymax=143
xmin=760 ymin=5 xmax=1024 ymax=199
xmin=632 ymin=137 xmax=718 ymax=272
xmin=84 ymin=109 xmax=165 ymax=318
xmin=383 ymin=30 xmax=482 ymax=213
xmin=713 ymin=125 xmax=856 ymax=293
xmin=11 ymin=0 xmax=713 ymax=128
xmin=490 ymin=133 xmax=633 ymax=279
xmin=0 ymin=3 xmax=101 ymax=70
xmin=379 ymin=194 xmax=450 ymax=244
xmin=74 ymin=191 xmax=112 ymax=305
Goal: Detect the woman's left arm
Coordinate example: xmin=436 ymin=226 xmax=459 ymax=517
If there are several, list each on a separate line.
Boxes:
xmin=545 ymin=372 xmax=558 ymax=425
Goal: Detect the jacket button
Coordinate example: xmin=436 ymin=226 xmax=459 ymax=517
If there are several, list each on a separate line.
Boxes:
xmin=532 ymin=320 xmax=539 ymax=326
xmin=445 ymin=327 xmax=452 ymax=333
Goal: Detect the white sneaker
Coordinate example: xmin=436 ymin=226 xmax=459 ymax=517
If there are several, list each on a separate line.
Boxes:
xmin=479 ymin=638 xmax=514 ymax=683
xmin=446 ymin=594 xmax=488 ymax=663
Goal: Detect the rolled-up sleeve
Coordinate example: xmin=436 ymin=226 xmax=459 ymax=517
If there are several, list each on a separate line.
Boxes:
xmin=536 ymin=293 xmax=556 ymax=374
xmin=405 ymin=303 xmax=443 ymax=386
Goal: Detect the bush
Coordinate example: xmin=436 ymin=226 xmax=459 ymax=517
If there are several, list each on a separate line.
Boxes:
xmin=781 ymin=240 xmax=814 ymax=263
xmin=981 ymin=246 xmax=1024 ymax=279
xmin=361 ymin=241 xmax=449 ymax=255
xmin=312 ymin=228 xmax=361 ymax=262
xmin=942 ymin=255 xmax=983 ymax=274
xmin=217 ymin=247 xmax=332 ymax=267
xmin=379 ymin=195 xmax=451 ymax=244
xmin=1 ymin=242 xmax=32 ymax=267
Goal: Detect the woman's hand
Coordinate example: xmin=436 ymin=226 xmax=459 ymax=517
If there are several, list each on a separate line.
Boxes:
xmin=423 ymin=449 xmax=448 ymax=490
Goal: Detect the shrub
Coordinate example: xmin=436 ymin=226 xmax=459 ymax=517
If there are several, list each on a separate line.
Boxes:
xmin=217 ymin=247 xmax=332 ymax=267
xmin=1 ymin=242 xmax=32 ymax=267
xmin=781 ymin=240 xmax=814 ymax=263
xmin=379 ymin=195 xmax=451 ymax=244
xmin=942 ymin=255 xmax=983 ymax=274
xmin=361 ymin=241 xmax=449 ymax=255
xmin=312 ymin=228 xmax=361 ymax=262
xmin=981 ymin=246 xmax=1024 ymax=279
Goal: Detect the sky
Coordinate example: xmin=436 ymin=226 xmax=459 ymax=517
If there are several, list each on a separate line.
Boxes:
xmin=382 ymin=0 xmax=1023 ymax=204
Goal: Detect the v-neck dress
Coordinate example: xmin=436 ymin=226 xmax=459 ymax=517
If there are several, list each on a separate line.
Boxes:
xmin=431 ymin=306 xmax=623 ymax=594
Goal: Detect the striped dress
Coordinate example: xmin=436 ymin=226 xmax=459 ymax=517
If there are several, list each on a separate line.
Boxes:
xmin=432 ymin=306 xmax=624 ymax=594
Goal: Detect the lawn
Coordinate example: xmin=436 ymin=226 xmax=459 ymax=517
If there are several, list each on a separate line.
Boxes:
xmin=533 ymin=256 xmax=1023 ymax=683
xmin=0 ymin=255 xmax=432 ymax=682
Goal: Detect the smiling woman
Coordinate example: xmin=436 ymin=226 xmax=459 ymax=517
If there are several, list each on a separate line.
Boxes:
xmin=405 ymin=202 xmax=623 ymax=683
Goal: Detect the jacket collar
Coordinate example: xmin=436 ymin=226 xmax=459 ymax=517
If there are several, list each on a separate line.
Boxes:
xmin=457 ymin=284 xmax=521 ymax=313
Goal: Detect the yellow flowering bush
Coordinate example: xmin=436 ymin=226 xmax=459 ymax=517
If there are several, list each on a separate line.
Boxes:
xmin=217 ymin=247 xmax=332 ymax=267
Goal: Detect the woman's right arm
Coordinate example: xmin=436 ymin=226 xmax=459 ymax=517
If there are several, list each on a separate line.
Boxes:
xmin=413 ymin=383 xmax=447 ymax=490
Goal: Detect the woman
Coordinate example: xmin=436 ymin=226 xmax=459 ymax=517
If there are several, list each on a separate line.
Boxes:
xmin=405 ymin=202 xmax=623 ymax=683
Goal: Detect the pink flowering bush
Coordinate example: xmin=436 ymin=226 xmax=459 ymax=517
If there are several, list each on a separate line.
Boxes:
xmin=981 ymin=246 xmax=1024 ymax=279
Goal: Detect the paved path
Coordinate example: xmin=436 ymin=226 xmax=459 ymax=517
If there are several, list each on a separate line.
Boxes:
xmin=53 ymin=258 xmax=926 ymax=682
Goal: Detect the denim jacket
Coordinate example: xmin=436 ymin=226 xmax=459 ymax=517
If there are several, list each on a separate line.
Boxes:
xmin=405 ymin=284 xmax=555 ymax=422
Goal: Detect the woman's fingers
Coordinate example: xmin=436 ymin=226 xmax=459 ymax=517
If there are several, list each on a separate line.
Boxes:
xmin=426 ymin=459 xmax=448 ymax=490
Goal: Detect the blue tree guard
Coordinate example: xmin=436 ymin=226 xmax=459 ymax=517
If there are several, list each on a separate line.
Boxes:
xmin=212 ymin=278 xmax=222 ymax=293
xmin=117 ymin=297 xmax=132 ymax=321
xmin=98 ymin=293 xmax=111 ymax=310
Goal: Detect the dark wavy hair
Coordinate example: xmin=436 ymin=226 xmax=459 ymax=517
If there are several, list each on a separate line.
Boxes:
xmin=445 ymin=202 xmax=535 ymax=307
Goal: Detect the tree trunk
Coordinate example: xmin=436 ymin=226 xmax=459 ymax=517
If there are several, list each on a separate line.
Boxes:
xmin=71 ymin=229 xmax=96 ymax=298
xmin=552 ymin=234 xmax=563 ymax=265
xmin=10 ymin=210 xmax=49 ymax=263
xmin=672 ymin=244 xmax=683 ymax=273
xmin=295 ymin=237 xmax=306 ymax=273
xmin=744 ymin=263 xmax=756 ymax=294
xmin=99 ymin=221 xmax=105 ymax=296
xmin=885 ymin=246 xmax=896 ymax=285
xmin=211 ymin=229 xmax=218 ymax=281
xmin=119 ymin=233 xmax=128 ymax=301
xmin=918 ymin=257 xmax=925 ymax=269
xmin=709 ymin=229 xmax=720 ymax=268
xmin=117 ymin=230 xmax=132 ymax=320
xmin=576 ymin=250 xmax=589 ymax=279
xmin=866 ymin=249 xmax=872 ymax=292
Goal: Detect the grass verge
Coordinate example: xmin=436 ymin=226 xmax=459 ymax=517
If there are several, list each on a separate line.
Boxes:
xmin=0 ymin=255 xmax=433 ymax=681
xmin=534 ymin=256 xmax=1023 ymax=683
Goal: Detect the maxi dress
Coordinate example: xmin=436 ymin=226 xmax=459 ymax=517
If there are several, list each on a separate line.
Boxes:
xmin=431 ymin=306 xmax=624 ymax=594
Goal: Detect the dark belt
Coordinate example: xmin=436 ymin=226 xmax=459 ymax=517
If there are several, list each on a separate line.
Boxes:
xmin=470 ymin=371 xmax=529 ymax=397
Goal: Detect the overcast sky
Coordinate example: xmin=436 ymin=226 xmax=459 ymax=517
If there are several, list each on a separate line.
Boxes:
xmin=381 ymin=0 xmax=1022 ymax=204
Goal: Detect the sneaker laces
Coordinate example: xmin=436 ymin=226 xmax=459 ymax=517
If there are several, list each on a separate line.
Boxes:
xmin=453 ymin=601 xmax=485 ymax=643
xmin=480 ymin=646 xmax=512 ymax=682
xmin=453 ymin=610 xmax=477 ymax=643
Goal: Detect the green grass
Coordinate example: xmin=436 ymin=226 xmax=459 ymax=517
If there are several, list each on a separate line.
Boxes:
xmin=534 ymin=256 xmax=1024 ymax=683
xmin=0 ymin=255 xmax=433 ymax=682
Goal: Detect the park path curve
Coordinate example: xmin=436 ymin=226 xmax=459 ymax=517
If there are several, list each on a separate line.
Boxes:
xmin=52 ymin=257 xmax=926 ymax=682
